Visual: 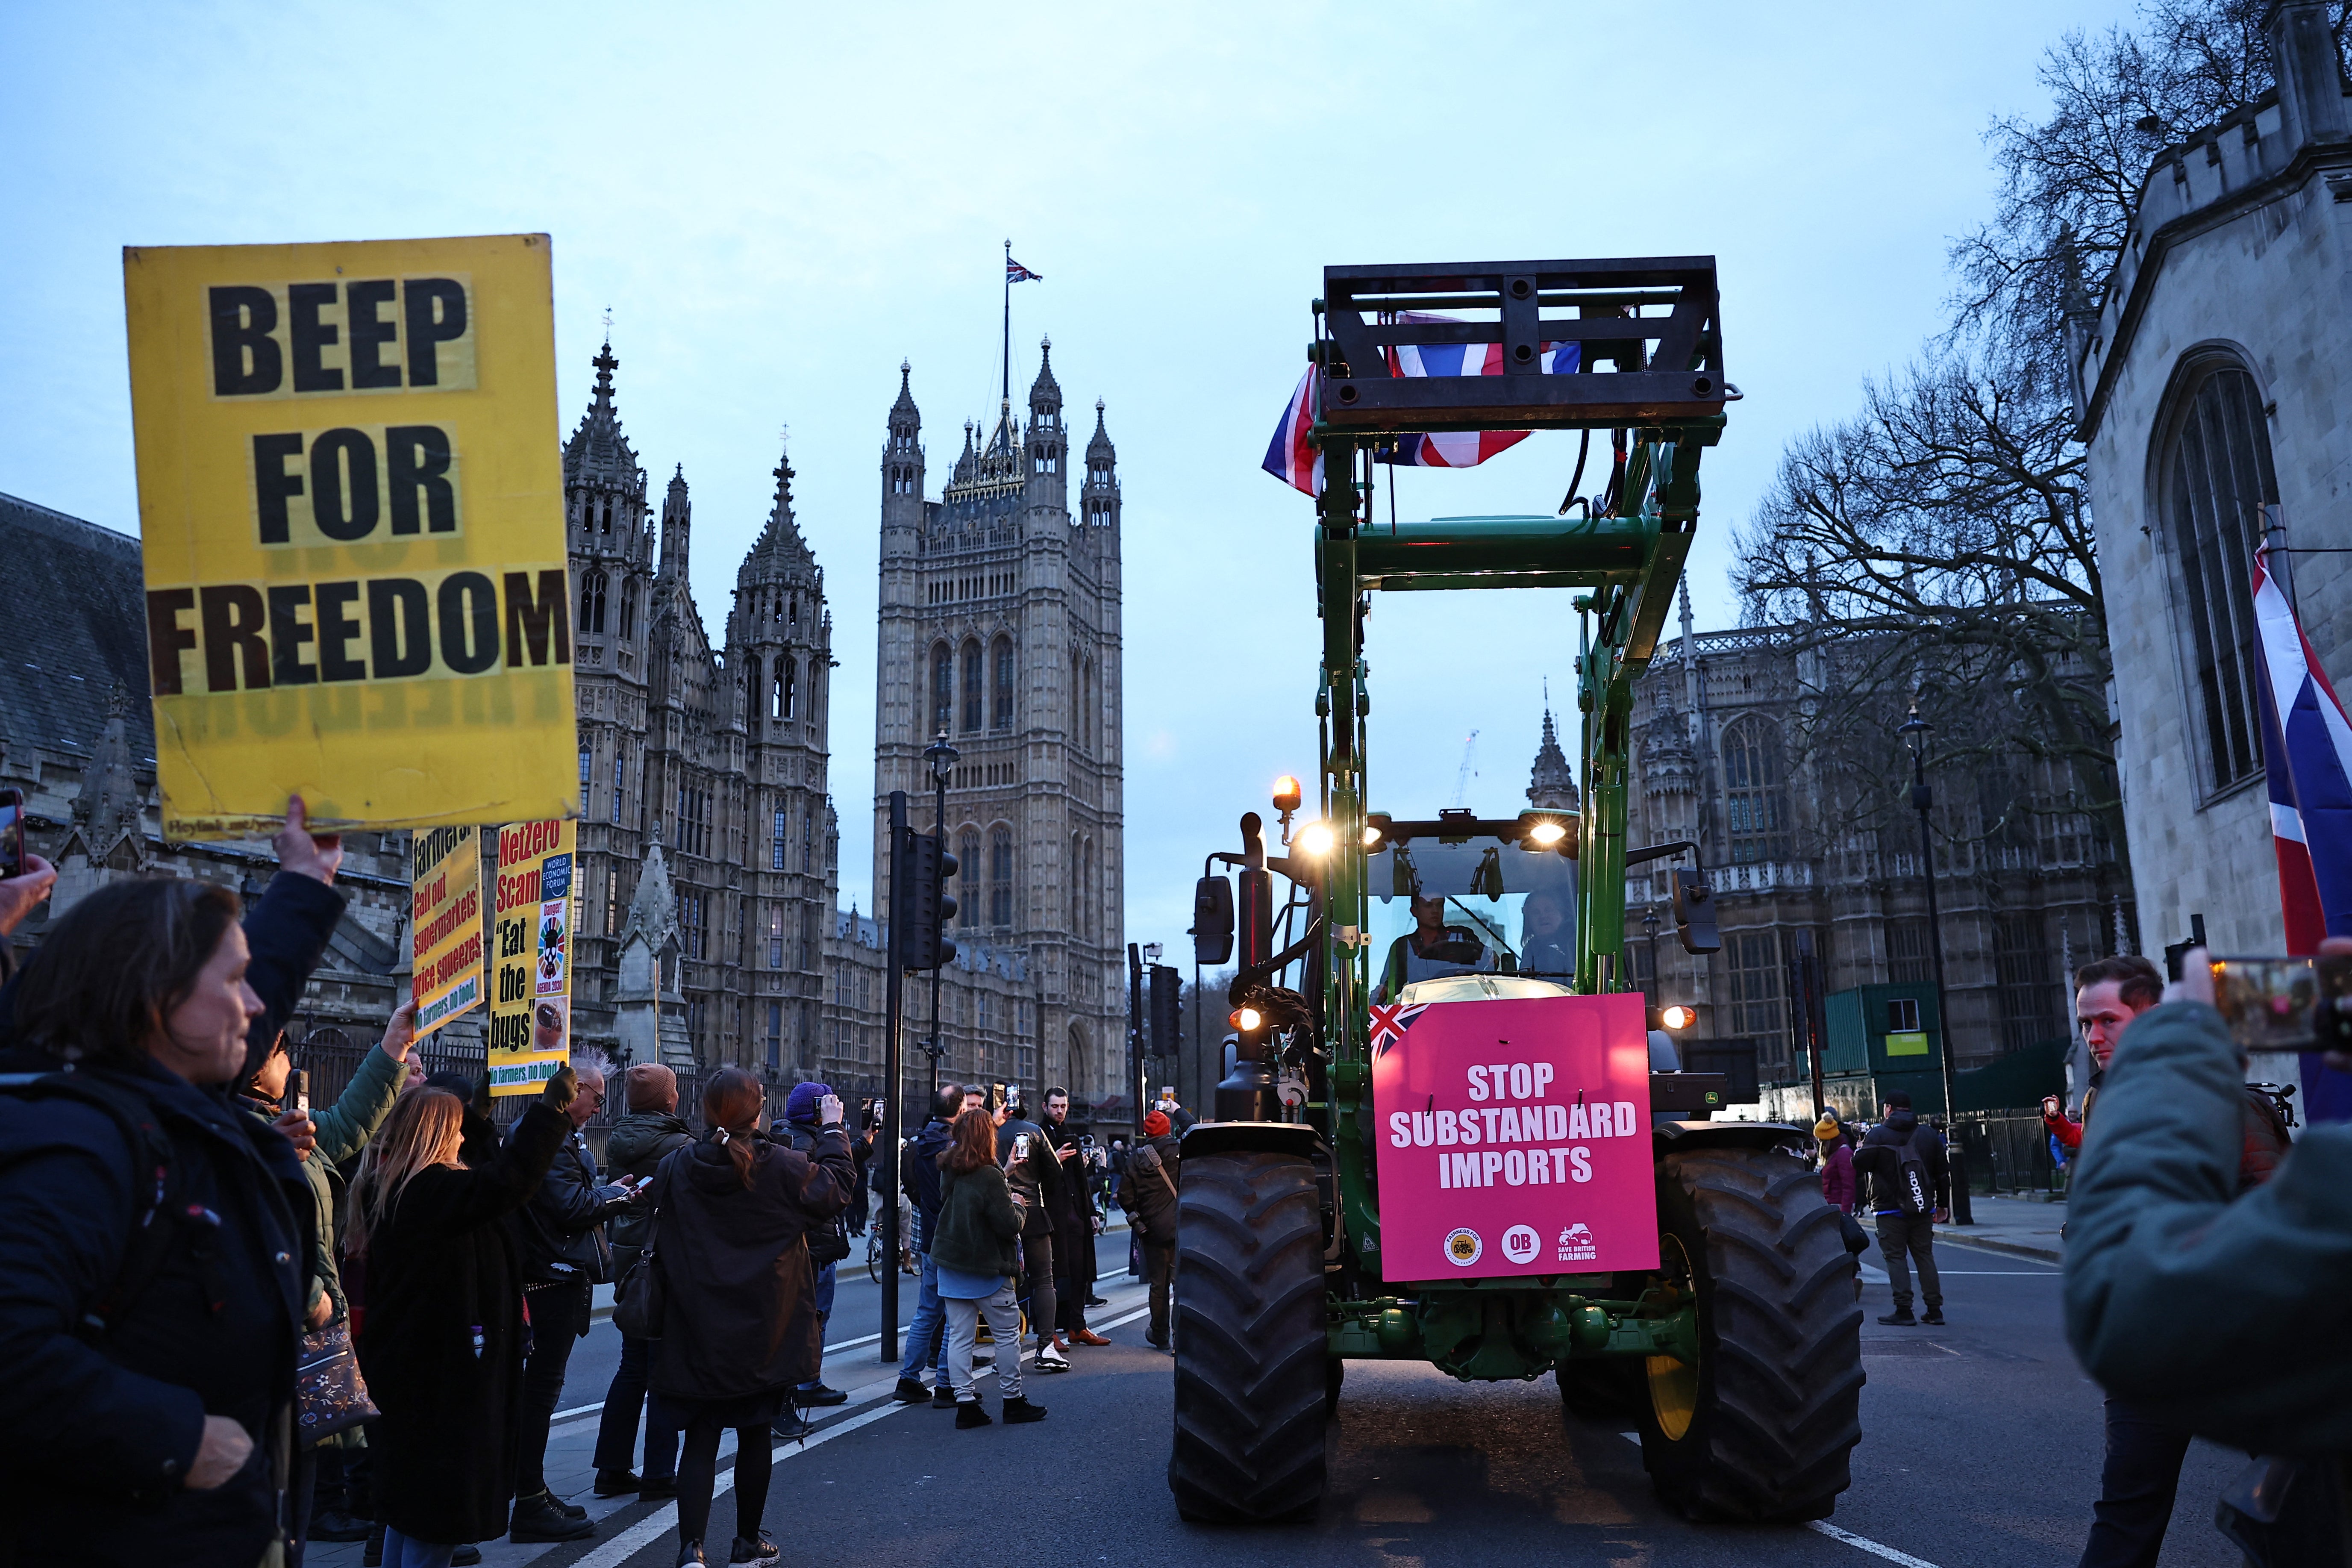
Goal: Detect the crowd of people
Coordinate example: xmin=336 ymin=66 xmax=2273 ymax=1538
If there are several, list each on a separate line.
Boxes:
xmin=0 ymin=806 xmax=1176 ymax=1568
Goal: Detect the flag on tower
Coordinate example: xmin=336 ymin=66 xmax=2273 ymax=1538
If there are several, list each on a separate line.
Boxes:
xmin=2252 ymin=543 xmax=2352 ymax=948
xmin=1260 ymin=311 xmax=1579 ymax=495
xmin=1006 ymin=256 xmax=1044 ymax=284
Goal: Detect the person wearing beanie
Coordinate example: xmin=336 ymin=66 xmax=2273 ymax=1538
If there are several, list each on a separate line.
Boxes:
xmin=775 ymin=1082 xmax=853 ymax=1411
xmin=1851 ymin=1090 xmax=1949 ymax=1326
xmin=1117 ymin=1111 xmax=1182 ymax=1349
xmin=1815 ymin=1113 xmax=1855 ymax=1215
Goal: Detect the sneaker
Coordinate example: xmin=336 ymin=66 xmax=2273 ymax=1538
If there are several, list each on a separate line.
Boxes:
xmin=640 ymin=1474 xmax=678 ymax=1501
xmin=594 ymin=1468 xmax=642 ymax=1497
xmin=1085 ymin=1296 xmax=1109 ymax=1308
xmin=1003 ymin=1395 xmax=1048 ymax=1424
xmin=770 ymin=1410 xmax=813 ymax=1442
xmin=932 ymin=1385 xmax=958 ymax=1409
xmin=1921 ymin=1307 xmax=1946 ymax=1326
xmin=364 ymin=1525 xmax=384 ymax=1568
xmin=510 ymin=1490 xmax=595 ymax=1543
xmin=452 ymin=1550 xmax=481 ymax=1567
xmin=729 ymin=1533 xmax=781 ymax=1565
xmin=893 ymin=1376 xmax=931 ymax=1403
xmin=309 ymin=1508 xmax=373 ymax=1543
xmin=1878 ymin=1307 xmax=1918 ymax=1327
xmin=956 ymin=1398 xmax=993 ymax=1429
xmin=1035 ymin=1345 xmax=1070 ymax=1374
xmin=794 ymin=1382 xmax=849 ymax=1407
xmin=676 ymin=1542 xmax=708 ymax=1567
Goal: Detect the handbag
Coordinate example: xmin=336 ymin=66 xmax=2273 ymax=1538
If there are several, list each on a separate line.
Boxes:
xmin=614 ymin=1160 xmax=672 ymax=1339
xmin=294 ymin=1321 xmax=378 ymax=1443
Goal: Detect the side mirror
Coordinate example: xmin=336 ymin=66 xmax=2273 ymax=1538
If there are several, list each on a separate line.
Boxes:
xmin=1670 ymin=868 xmax=1720 ymax=954
xmin=1192 ymin=875 xmax=1235 ymax=965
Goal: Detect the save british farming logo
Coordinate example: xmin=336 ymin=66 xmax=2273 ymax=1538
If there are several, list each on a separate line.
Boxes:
xmin=1557 ymin=1222 xmax=1597 ymax=1264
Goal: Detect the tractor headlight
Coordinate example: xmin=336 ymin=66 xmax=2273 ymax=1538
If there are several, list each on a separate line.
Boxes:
xmin=1296 ymin=820 xmax=1335 ymax=856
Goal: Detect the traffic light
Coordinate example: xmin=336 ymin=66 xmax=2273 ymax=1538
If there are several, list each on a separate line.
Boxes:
xmin=1150 ymin=965 xmax=1181 ymax=1059
xmin=905 ymin=831 xmax=958 ymax=970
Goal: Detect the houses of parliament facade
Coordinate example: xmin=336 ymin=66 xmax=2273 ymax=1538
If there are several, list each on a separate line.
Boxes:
xmin=562 ymin=337 xmax=1129 ymax=1116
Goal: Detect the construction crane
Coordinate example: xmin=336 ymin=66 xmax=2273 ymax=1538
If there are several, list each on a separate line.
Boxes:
xmin=1450 ymin=729 xmax=1479 ymax=807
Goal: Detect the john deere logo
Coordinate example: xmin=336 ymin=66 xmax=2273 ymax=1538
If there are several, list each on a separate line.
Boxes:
xmin=1444 ymin=1227 xmax=1483 ymax=1266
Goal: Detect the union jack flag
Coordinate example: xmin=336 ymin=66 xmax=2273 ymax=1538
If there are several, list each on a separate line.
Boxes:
xmin=1368 ymin=1001 xmax=1426 ymax=1056
xmin=1006 ymin=256 xmax=1044 ymax=284
xmin=1261 ymin=311 xmax=1580 ymax=496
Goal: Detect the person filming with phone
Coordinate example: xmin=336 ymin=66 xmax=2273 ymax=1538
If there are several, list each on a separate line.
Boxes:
xmin=2066 ymin=941 xmax=2350 ymax=1566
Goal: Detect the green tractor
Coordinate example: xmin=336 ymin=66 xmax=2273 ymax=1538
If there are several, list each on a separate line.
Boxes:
xmin=1168 ymin=258 xmax=1863 ymax=1525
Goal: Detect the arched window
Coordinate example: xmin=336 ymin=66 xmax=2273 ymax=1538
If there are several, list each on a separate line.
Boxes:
xmin=620 ymin=582 xmax=638 ymax=640
xmin=1069 ymin=834 xmax=1082 ymax=930
xmin=1070 ymin=650 xmax=1084 ymax=751
xmin=992 ymin=635 xmax=1015 ymax=730
xmin=579 ymin=745 xmax=592 ymax=811
xmin=1081 ymin=838 xmax=1095 ymax=938
xmin=775 ymin=657 xmax=796 ymax=721
xmin=579 ymin=569 xmax=608 ymax=635
xmin=742 ymin=655 xmax=760 ymax=723
xmin=959 ymin=830 xmax=982 ymax=927
xmin=1721 ymin=716 xmax=1790 ymax=864
xmin=990 ymin=827 xmax=1014 ymax=926
xmin=930 ymin=644 xmax=954 ymax=738
xmin=2160 ymin=359 xmax=2278 ymax=791
xmin=960 ymin=638 xmax=984 ymax=733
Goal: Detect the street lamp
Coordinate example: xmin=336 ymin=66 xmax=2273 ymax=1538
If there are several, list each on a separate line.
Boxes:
xmin=923 ymin=729 xmax=958 ymax=1094
xmin=1900 ymin=702 xmax=1970 ymax=1224
xmin=1641 ymin=906 xmax=1661 ymax=1006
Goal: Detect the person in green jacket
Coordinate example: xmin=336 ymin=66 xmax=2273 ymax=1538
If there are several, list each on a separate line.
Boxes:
xmin=927 ymin=1108 xmax=1047 ymax=1429
xmin=238 ymin=999 xmax=417 ymax=1553
xmin=2064 ymin=941 xmax=2352 ymax=1565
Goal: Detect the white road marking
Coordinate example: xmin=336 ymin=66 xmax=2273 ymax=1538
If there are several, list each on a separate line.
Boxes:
xmin=1614 ymin=1432 xmax=1941 ymax=1567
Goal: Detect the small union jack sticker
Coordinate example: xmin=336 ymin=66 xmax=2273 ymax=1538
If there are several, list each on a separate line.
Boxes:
xmin=1368 ymin=1002 xmax=1425 ymax=1056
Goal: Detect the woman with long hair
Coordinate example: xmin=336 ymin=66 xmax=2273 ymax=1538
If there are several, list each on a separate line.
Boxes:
xmin=349 ymin=1065 xmax=581 ymax=1568
xmin=648 ymin=1068 xmax=855 ymax=1567
xmin=929 ymin=1107 xmax=1047 ymax=1427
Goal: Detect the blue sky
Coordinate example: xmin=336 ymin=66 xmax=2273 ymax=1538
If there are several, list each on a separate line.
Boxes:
xmin=1 ymin=0 xmax=2134 ymax=941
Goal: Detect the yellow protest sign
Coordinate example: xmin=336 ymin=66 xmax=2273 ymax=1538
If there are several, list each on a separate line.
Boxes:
xmin=124 ymin=234 xmax=577 ymax=837
xmin=488 ymin=818 xmax=574 ymax=1096
xmin=410 ymin=825 xmax=483 ymax=1038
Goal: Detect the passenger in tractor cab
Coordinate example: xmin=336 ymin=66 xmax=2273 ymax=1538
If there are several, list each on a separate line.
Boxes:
xmin=1377 ymin=893 xmax=1494 ymax=1000
xmin=1518 ymin=891 xmax=1573 ymax=977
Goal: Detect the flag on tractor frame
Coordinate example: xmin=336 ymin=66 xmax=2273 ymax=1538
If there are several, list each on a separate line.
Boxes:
xmin=1368 ymin=1001 xmax=1427 ymax=1056
xmin=1260 ymin=311 xmax=1580 ymax=496
xmin=1006 ymin=256 xmax=1043 ymax=283
xmin=2250 ymin=542 xmax=2352 ymax=1119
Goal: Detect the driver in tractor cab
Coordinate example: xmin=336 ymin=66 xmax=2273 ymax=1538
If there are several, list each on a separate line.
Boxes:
xmin=1377 ymin=892 xmax=1494 ymax=1000
xmin=1519 ymin=889 xmax=1573 ymax=977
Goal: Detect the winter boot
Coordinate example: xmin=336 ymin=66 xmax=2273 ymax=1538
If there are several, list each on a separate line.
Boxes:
xmin=1003 ymin=1396 xmax=1048 ymax=1424
xmin=956 ymin=1399 xmax=993 ymax=1429
xmin=1878 ymin=1306 xmax=1918 ymax=1326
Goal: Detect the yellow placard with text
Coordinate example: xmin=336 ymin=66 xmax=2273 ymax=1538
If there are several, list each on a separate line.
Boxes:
xmin=124 ymin=234 xmax=577 ymax=837
xmin=410 ymin=825 xmax=483 ymax=1038
xmin=488 ymin=818 xmax=574 ymax=1096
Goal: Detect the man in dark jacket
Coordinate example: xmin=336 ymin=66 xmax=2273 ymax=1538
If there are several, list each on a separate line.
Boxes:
xmin=996 ymin=1086 xmax=1067 ymax=1372
xmin=780 ymin=1081 xmax=854 ymax=1409
xmin=508 ymin=1051 xmax=634 ymax=1543
xmin=1852 ymin=1091 xmax=1951 ymax=1326
xmin=1042 ymin=1088 xmax=1108 ymax=1347
xmin=2067 ymin=944 xmax=2352 ymax=1565
xmin=894 ymin=1085 xmax=967 ymax=1406
xmin=1118 ymin=1111 xmax=1182 ymax=1350
xmin=592 ymin=1063 xmax=693 ymax=1500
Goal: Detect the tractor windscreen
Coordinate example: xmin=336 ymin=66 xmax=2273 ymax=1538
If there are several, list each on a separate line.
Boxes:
xmin=1367 ymin=837 xmax=1579 ymax=1002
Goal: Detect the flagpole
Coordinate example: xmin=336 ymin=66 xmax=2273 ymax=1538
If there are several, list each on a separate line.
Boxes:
xmin=1001 ymin=238 xmax=1012 ymax=413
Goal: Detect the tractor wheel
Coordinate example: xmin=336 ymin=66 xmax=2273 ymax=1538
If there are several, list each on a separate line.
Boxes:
xmin=1167 ymin=1151 xmax=1328 ymax=1523
xmin=1636 ymin=1146 xmax=1864 ymax=1523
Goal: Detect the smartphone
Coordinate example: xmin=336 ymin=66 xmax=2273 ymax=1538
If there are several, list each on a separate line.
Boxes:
xmin=1012 ymin=1133 xmax=1031 ymax=1162
xmin=0 ymin=788 xmax=23 ymax=880
xmin=2211 ymin=955 xmax=2352 ymax=1049
xmin=287 ymin=1068 xmax=309 ymax=1118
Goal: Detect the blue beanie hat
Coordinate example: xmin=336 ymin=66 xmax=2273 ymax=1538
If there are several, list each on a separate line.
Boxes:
xmin=785 ymin=1081 xmax=832 ymax=1125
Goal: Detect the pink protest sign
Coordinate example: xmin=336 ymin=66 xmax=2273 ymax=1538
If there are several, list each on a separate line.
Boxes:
xmin=1371 ymin=993 xmax=1657 ymax=1280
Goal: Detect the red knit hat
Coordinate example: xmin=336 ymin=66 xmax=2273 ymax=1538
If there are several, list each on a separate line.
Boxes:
xmin=1143 ymin=1110 xmax=1171 ymax=1137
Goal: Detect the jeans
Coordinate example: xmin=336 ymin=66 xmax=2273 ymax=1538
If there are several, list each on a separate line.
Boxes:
xmin=2078 ymin=1397 xmax=2193 ymax=1568
xmin=798 ymin=1260 xmax=838 ymax=1391
xmin=516 ymin=1277 xmax=593 ymax=1497
xmin=1875 ymin=1212 xmax=1942 ymax=1309
xmin=899 ymin=1251 xmax=948 ymax=1382
xmin=593 ymin=1333 xmax=682 ymax=1481
xmin=1020 ymin=1232 xmax=1058 ymax=1351
xmin=381 ymin=1527 xmax=456 ymax=1568
xmin=1143 ymin=1241 xmax=1176 ymax=1344
xmin=945 ymin=1283 xmax=1024 ymax=1402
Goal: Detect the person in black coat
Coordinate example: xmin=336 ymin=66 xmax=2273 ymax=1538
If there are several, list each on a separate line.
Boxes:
xmin=650 ymin=1068 xmax=854 ymax=1568
xmin=348 ymin=1067 xmax=579 ymax=1568
xmin=0 ymin=875 xmax=310 ymax=1568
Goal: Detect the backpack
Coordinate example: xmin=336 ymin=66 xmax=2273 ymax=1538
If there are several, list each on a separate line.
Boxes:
xmin=0 ymin=1069 xmax=228 ymax=1337
xmin=782 ymin=1123 xmax=853 ymax=1266
xmin=1892 ymin=1127 xmax=1936 ymax=1217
